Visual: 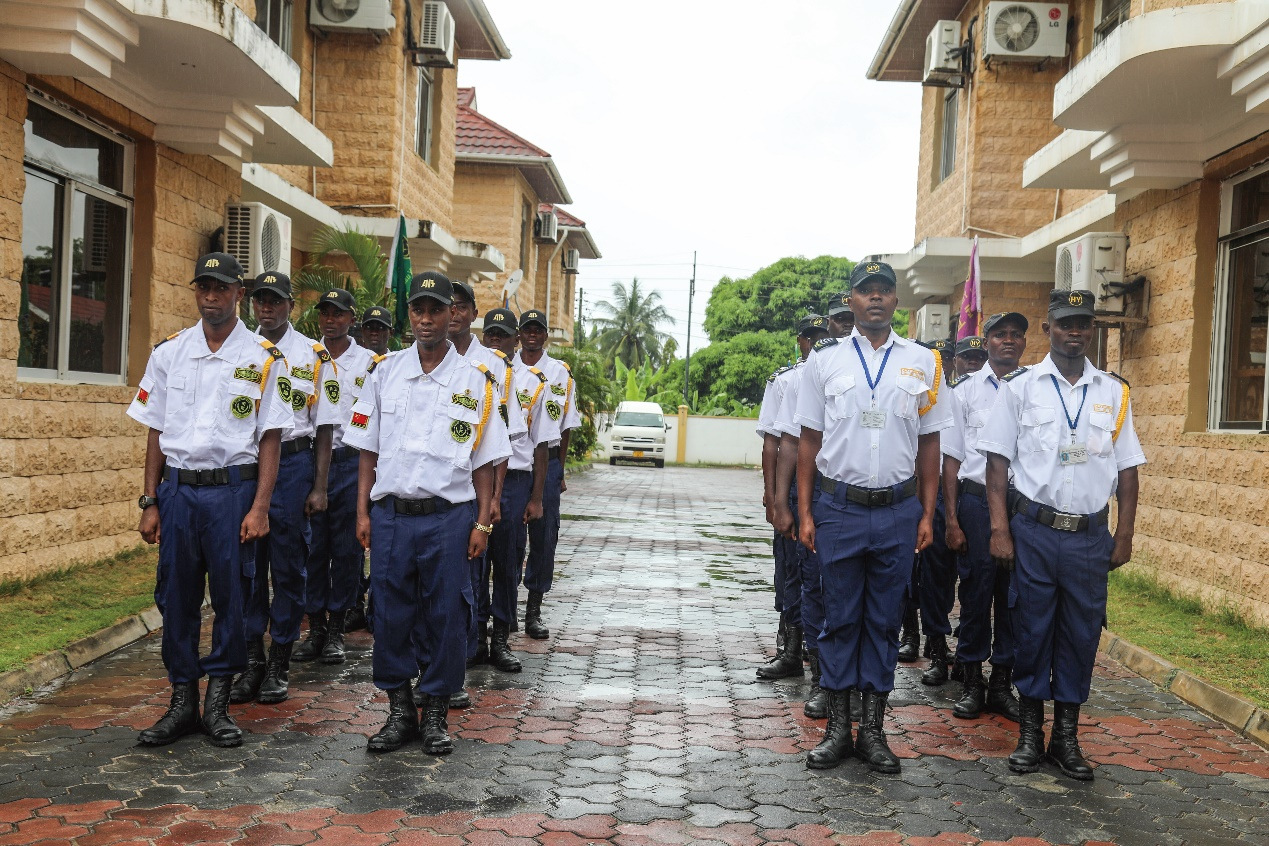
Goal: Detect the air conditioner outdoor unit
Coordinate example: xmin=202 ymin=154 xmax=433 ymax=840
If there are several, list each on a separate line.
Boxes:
xmin=924 ymin=20 xmax=962 ymax=82
xmin=563 ymin=248 xmax=580 ymax=274
xmin=914 ymin=304 xmax=952 ymax=343
xmin=983 ymin=2 xmax=1068 ymax=61
xmin=225 ymin=203 xmax=292 ymax=278
xmin=411 ymin=1 xmax=456 ymax=68
xmin=535 ymin=210 xmax=559 ymax=243
xmin=1054 ymin=232 xmax=1126 ymax=315
xmin=309 ymin=0 xmax=395 ymax=36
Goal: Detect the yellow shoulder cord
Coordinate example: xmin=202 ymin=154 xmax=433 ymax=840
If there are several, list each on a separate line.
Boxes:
xmin=562 ymin=374 xmax=575 ymax=418
xmin=472 ymin=377 xmax=494 ymax=452
xmin=918 ymin=353 xmax=943 ymax=417
xmin=308 ymin=344 xmax=324 ymax=408
xmin=501 ymin=360 xmax=512 ymax=416
xmin=258 ymin=339 xmax=282 ymax=412
xmin=525 ymin=368 xmax=548 ymax=427
xmin=1113 ymin=382 xmax=1130 ymax=442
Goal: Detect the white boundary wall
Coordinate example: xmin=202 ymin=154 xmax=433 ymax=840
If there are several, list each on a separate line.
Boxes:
xmin=681 ymin=415 xmax=761 ymax=465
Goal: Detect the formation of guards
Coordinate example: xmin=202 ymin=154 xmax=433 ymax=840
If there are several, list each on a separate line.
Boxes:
xmin=758 ymin=261 xmax=1144 ymax=781
xmin=128 ymin=253 xmax=577 ymax=755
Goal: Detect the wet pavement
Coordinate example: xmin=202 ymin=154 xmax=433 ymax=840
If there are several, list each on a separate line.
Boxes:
xmin=0 ymin=465 xmax=1266 ymax=845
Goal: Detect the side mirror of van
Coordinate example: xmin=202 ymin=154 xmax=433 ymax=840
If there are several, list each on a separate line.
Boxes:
xmin=664 ymin=422 xmax=671 ymax=430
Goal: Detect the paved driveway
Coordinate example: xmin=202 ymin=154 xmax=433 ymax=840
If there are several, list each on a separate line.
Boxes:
xmin=0 ymin=465 xmax=1266 ymax=845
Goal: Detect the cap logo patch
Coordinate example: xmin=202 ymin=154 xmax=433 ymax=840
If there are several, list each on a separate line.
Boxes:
xmin=421 ymin=279 xmax=435 ymax=288
xmin=493 ymin=314 xmax=504 ymax=321
xmin=866 ymin=263 xmax=880 ymax=273
xmin=841 ymin=294 xmax=850 ymax=304
xmin=264 ymin=275 xmax=276 ymax=284
xmin=230 ymin=395 xmax=254 ymax=419
xmin=450 ymin=419 xmax=473 ymax=443
xmin=812 ymin=318 xmax=824 ymax=326
xmin=1069 ymin=292 xmax=1084 ymax=306
xmin=351 ymin=411 xmax=369 ymax=429
xmin=969 ymin=338 xmax=982 ymax=349
xmin=452 ymin=393 xmax=478 ymax=411
xmin=205 ymin=259 xmax=220 ymax=268
xmin=326 ymin=291 xmax=338 ymax=298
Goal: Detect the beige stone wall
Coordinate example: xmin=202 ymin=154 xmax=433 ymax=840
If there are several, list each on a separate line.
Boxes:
xmin=453 ymin=163 xmax=541 ymax=312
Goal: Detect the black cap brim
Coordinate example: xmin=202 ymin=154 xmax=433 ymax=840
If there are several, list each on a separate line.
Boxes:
xmin=827 ymin=305 xmax=853 ymax=317
xmin=192 ymin=271 xmax=242 ymax=286
xmin=408 ymin=291 xmax=453 ymax=306
xmin=983 ymin=312 xmax=1029 ymax=334
xmin=251 ymin=284 xmax=292 ymax=300
xmin=317 ymin=300 xmax=354 ymax=312
xmin=362 ymin=317 xmax=392 ymax=328
xmin=520 ymin=318 xmax=548 ymax=330
xmin=1048 ymin=306 xmax=1094 ymax=322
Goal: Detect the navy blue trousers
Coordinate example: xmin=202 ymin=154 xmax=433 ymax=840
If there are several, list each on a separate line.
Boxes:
xmin=305 ymin=452 xmax=363 ymax=615
xmin=1009 ymin=511 xmax=1113 ymax=703
xmin=487 ymin=469 xmax=531 ymax=627
xmin=955 ymin=491 xmax=1016 ymax=666
xmin=155 ymin=468 xmax=257 ymax=683
xmin=772 ymin=531 xmax=803 ymax=627
xmin=524 ymin=456 xmax=563 ymax=595
xmin=796 ymin=490 xmax=825 ymax=647
xmin=243 ymin=448 xmax=311 ymax=644
xmin=916 ymin=493 xmax=956 ymax=637
xmin=369 ymin=499 xmax=474 ymax=696
xmin=815 ymin=493 xmax=921 ymax=693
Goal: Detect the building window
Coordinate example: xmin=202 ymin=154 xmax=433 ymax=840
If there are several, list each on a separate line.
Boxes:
xmin=519 ymin=201 xmax=532 ymax=271
xmin=21 ymin=98 xmax=133 ymax=384
xmin=937 ymin=88 xmax=958 ymax=184
xmin=1212 ymin=164 xmax=1269 ymax=430
xmin=1094 ymin=0 xmax=1131 ymax=46
xmin=256 ymin=0 xmax=293 ymax=55
xmin=416 ymin=67 xmax=434 ymax=163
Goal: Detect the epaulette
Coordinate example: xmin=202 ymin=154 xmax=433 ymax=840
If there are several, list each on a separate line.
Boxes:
xmin=492 ymin=349 xmax=509 ymax=360
xmin=812 ymin=337 xmax=838 ymax=352
xmin=313 ymin=344 xmax=332 ymax=363
xmin=948 ymin=373 xmax=969 ymax=388
xmin=261 ymin=340 xmax=284 ymax=360
xmin=366 ymin=353 xmax=387 ymax=374
xmin=153 ymin=330 xmax=182 ymax=349
xmin=768 ymin=365 xmax=791 ymax=383
xmin=1000 ymin=366 xmax=1028 ymax=382
xmin=1107 ymin=370 xmax=1130 ymax=387
xmin=475 ymin=362 xmax=497 ymax=382
xmin=560 ymin=361 xmax=571 ymax=372
xmin=530 ymin=366 xmax=548 ymax=382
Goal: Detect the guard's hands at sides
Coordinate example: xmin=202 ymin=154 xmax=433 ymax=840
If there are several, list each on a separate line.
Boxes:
xmin=304 ymin=488 xmax=328 ymax=518
xmin=356 ymin=513 xmax=372 ymax=550
xmin=1110 ymin=532 xmax=1133 ymax=571
xmin=915 ymin=516 xmax=934 ymax=553
xmin=799 ymin=516 xmax=816 ymax=554
xmin=524 ymin=497 xmax=544 ymax=523
xmin=990 ymin=528 xmax=1016 ymax=572
xmin=490 ymin=500 xmax=502 ymax=526
xmin=945 ymin=520 xmax=968 ymax=555
xmin=468 ymin=527 xmax=489 ymax=560
xmin=139 ymin=507 xmax=160 ymax=545
xmin=240 ymin=506 xmax=270 ymax=543
xmin=770 ymin=503 xmax=795 ymax=540
xmin=560 ymin=476 xmax=567 ymax=493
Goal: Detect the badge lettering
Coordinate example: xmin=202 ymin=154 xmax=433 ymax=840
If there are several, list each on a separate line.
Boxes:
xmin=1093 ymin=403 xmax=1112 ymax=414
xmin=205 ymin=258 xmax=220 ymax=268
xmin=451 ymin=419 xmax=473 ymax=443
xmin=899 ymin=367 xmax=926 ymax=381
xmin=234 ymin=367 xmax=263 ymax=384
xmin=231 ymin=395 xmax=254 ymax=419
xmin=291 ymin=366 xmax=315 ymax=382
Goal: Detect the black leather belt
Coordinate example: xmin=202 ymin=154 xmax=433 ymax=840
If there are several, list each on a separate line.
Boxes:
xmin=332 ymin=445 xmax=360 ymax=463
xmin=164 ymin=464 xmax=258 ymax=486
xmin=389 ymin=495 xmax=455 ymax=516
xmin=818 ymin=475 xmax=917 ymax=508
xmin=959 ymin=479 xmax=988 ymax=499
xmin=505 ymin=468 xmax=532 ymax=479
xmin=1009 ymin=492 xmax=1108 ymax=533
xmin=281 ymin=436 xmax=313 ymax=456
xmin=548 ymin=446 xmax=562 ymax=460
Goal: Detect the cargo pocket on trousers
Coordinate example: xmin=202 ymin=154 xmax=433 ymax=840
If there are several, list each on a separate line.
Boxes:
xmin=241 ymin=541 xmax=257 ymax=581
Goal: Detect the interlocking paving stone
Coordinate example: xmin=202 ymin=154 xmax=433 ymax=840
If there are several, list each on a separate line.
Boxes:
xmin=0 ymin=465 xmax=1266 ymax=844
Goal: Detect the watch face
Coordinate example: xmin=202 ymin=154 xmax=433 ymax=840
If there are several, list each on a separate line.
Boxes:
xmin=319 ymin=0 xmax=360 ymax=22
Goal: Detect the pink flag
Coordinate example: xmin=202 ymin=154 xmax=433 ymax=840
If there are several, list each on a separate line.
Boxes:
xmin=957 ymin=235 xmax=982 ymax=339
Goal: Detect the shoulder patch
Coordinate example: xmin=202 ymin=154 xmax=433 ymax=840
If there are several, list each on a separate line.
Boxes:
xmin=475 ymin=362 xmax=496 ymax=383
xmin=1107 ymin=370 xmax=1130 ymax=387
xmin=812 ymin=337 xmax=839 ymax=352
xmin=492 ymin=349 xmax=509 ymax=360
xmin=1000 ymin=366 xmax=1028 ymax=382
xmin=153 ymin=330 xmax=182 ymax=350
xmin=260 ymin=340 xmax=285 ymax=360
xmin=366 ymin=353 xmax=387 ymax=374
xmin=559 ymin=361 xmax=571 ymax=373
xmin=948 ymin=373 xmax=969 ymax=388
xmin=313 ymin=344 xmax=332 ymax=363
xmin=530 ymin=367 xmax=548 ymax=383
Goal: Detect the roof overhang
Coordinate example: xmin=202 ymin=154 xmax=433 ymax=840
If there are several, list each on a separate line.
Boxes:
xmin=1024 ymin=1 xmax=1269 ymax=198
xmin=562 ymin=226 xmax=601 ymax=261
xmin=868 ymin=0 xmax=967 ymax=82
xmin=445 ymin=0 xmax=511 ymax=61
xmin=456 ymin=152 xmax=573 ymax=205
xmin=0 ymin=0 xmax=332 ymax=166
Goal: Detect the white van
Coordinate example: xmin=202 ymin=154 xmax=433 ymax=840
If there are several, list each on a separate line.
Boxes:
xmin=607 ymin=401 xmax=669 ymax=468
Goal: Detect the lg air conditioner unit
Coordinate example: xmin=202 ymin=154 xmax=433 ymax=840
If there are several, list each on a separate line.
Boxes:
xmin=535 ymin=210 xmax=559 ymax=243
xmin=411 ymin=1 xmax=456 ymax=68
xmin=309 ymin=0 xmax=395 ymax=36
xmin=914 ymin=304 xmax=952 ymax=342
xmin=563 ymin=248 xmax=580 ymax=274
xmin=225 ymin=203 xmax=292 ymax=278
xmin=983 ymin=3 xmax=1068 ymax=62
xmin=924 ymin=20 xmax=962 ymax=83
xmin=1054 ymin=232 xmax=1126 ymax=315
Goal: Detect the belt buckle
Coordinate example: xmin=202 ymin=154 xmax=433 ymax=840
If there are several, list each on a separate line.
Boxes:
xmin=869 ymin=489 xmax=891 ymax=507
xmin=194 ymin=469 xmax=211 ymax=485
xmin=1053 ymin=512 xmax=1080 ymax=531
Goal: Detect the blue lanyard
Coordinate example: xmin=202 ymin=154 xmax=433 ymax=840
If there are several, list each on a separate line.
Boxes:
xmin=1049 ymin=375 xmax=1088 ymax=443
xmin=852 ymin=337 xmax=892 ymax=403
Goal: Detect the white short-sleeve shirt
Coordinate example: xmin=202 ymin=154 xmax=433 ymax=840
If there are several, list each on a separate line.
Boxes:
xmin=266 ymin=323 xmax=344 ymax=443
xmin=508 ymin=359 xmax=563 ymax=471
xmin=940 ymin=366 xmax=1008 ymax=486
xmin=459 ymin=334 xmax=527 ymax=443
xmin=757 ymin=361 xmax=800 ymax=439
xmin=514 ymin=351 xmax=576 ymax=444
xmin=326 ymin=336 xmax=377 ymax=449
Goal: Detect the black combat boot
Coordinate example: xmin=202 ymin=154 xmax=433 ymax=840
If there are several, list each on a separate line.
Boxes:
xmin=368 ymin=684 xmax=418 ymax=752
xmin=952 ymin=661 xmax=986 ymax=719
xmin=257 ymin=641 xmax=293 ymax=704
xmin=138 ymin=681 xmax=200 ymax=746
xmin=921 ymin=635 xmax=951 ymax=686
xmin=420 ymin=694 xmax=454 ymax=755
xmin=849 ymin=688 xmax=863 ymax=722
xmin=524 ymin=591 xmax=550 ymax=640
xmin=1047 ymin=701 xmax=1094 ymax=780
xmin=488 ymin=621 xmax=522 ymax=673
xmin=985 ymin=665 xmax=1020 ymax=723
xmin=803 ymin=649 xmax=829 ymax=719
xmin=229 ymin=637 xmax=266 ymax=704
xmin=201 ymin=676 xmax=243 ymax=748
xmin=856 ymin=691 xmax=900 ymax=773
xmin=345 ymin=595 xmax=368 ymax=632
xmin=449 ymin=687 xmax=471 ymax=709
xmin=293 ymin=611 xmax=328 ymax=662
xmin=1008 ymin=696 xmax=1045 ymax=773
xmin=757 ymin=623 xmax=804 ymax=680
xmin=321 ymin=611 xmax=347 ymax=664
xmin=896 ymin=605 xmax=920 ymax=663
xmin=805 ymin=689 xmax=852 ymax=769
xmin=467 ymin=621 xmax=489 ymax=668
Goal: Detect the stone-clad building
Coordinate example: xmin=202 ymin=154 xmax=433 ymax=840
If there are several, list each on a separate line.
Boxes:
xmin=870 ymin=0 xmax=1269 ymax=623
xmin=0 ymin=0 xmax=597 ymax=580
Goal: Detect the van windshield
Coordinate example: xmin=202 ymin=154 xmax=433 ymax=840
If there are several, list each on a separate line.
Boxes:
xmin=615 ymin=412 xmax=663 ymax=427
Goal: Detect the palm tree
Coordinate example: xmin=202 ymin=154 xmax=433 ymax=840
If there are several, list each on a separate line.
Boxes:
xmin=591 ymin=279 xmax=675 ymax=372
xmin=290 ymin=226 xmax=392 ymax=340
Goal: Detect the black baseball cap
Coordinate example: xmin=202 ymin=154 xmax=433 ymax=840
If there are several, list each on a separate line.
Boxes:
xmin=452 ymin=279 xmax=477 ymax=306
xmin=483 ymin=307 xmax=517 ymax=335
xmin=519 ymin=309 xmax=548 ymax=330
xmin=983 ymin=311 xmax=1029 ymax=335
xmin=316 ymin=288 xmax=355 ymax=312
xmin=192 ymin=252 xmax=244 ymax=286
xmin=252 ymin=271 xmax=293 ymax=300
xmin=848 ymin=261 xmax=897 ymax=290
xmin=407 ymin=271 xmax=454 ymax=305
xmin=797 ymin=314 xmax=830 ymax=337
xmin=955 ymin=336 xmax=987 ymax=357
xmin=362 ymin=305 xmax=392 ymax=328
xmin=1049 ymin=289 xmax=1096 ymax=321
xmin=827 ymin=291 xmax=852 ymax=317
xmin=924 ymin=338 xmax=952 ymax=355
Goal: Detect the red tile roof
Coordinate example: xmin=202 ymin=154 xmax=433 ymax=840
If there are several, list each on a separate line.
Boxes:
xmin=457 ymin=87 xmax=476 ymax=108
xmin=539 ymin=203 xmax=585 ymax=228
xmin=456 ymin=95 xmax=551 ymax=159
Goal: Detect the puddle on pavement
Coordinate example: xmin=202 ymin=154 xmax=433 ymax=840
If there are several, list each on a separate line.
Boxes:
xmin=700 ymin=530 xmax=769 ymax=544
xmin=561 ymin=513 xmax=635 ymax=522
xmin=703 ymin=563 xmax=772 ymax=592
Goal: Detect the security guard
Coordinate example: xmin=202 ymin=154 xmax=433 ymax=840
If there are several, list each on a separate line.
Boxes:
xmin=794 ymin=261 xmax=952 ymax=772
xmin=954 ymin=335 xmax=988 ymax=377
xmin=482 ymin=306 xmax=557 ymax=672
xmin=514 ymin=309 xmax=578 ymax=640
xmin=128 ymin=252 xmax=292 ymax=747
xmin=344 ymin=271 xmax=512 ymax=755
xmin=826 ymin=291 xmax=854 ymax=338
xmin=978 ymin=290 xmax=1144 ymax=781
xmin=941 ymin=320 xmax=1026 ymax=723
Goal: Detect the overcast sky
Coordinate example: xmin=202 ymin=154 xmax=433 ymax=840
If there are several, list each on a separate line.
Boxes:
xmin=459 ymin=1 xmax=921 ymax=350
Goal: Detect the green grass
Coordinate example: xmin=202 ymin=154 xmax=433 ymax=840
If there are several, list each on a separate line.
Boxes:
xmin=1107 ymin=566 xmax=1269 ymax=710
xmin=0 ymin=545 xmax=159 ymax=673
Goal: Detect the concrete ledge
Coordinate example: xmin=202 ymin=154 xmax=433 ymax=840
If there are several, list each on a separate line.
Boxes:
xmin=63 ymin=616 xmax=150 ymax=670
xmin=0 ymin=652 xmax=72 ymax=705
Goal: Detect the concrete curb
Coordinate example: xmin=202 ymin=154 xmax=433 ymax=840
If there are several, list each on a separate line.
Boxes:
xmin=1100 ymin=629 xmax=1269 ymax=749
xmin=0 ymin=607 xmax=162 ymax=706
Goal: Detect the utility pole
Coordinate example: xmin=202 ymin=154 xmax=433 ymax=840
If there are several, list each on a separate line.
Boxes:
xmin=576 ymin=288 xmax=584 ymax=343
xmin=684 ymin=250 xmax=696 ymax=404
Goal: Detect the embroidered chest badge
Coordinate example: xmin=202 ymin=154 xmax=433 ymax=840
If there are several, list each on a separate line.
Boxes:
xmin=451 ymin=420 xmax=473 ymax=443
xmin=452 ymin=392 xmax=478 ymax=411
xmin=517 ymin=389 xmax=531 ymax=408
xmin=277 ymin=376 xmax=293 ymax=404
xmin=549 ymin=383 xmax=567 ymax=396
xmin=546 ymin=400 xmax=562 ymax=421
xmin=324 ymin=380 xmax=340 ymax=404
xmin=234 ymin=367 xmax=262 ymax=384
xmin=290 ymin=390 xmax=307 ymax=412
xmin=231 ymin=396 xmax=254 ymax=419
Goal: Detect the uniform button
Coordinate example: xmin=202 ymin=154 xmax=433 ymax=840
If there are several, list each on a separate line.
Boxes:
xmin=871 ymin=444 xmax=878 ymax=450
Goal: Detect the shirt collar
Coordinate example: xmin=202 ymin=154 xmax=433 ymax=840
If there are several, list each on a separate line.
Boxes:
xmin=1034 ymin=353 xmax=1099 ymax=387
xmin=402 ymin=340 xmax=459 ymax=385
xmin=848 ymin=327 xmax=904 ymax=351
xmin=331 ymin=335 xmax=359 ymax=361
xmin=190 ymin=318 xmax=254 ymax=360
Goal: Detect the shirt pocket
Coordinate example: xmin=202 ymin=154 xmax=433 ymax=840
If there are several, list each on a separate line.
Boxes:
xmin=965 ymin=409 xmax=987 ymax=450
xmin=216 ymin=377 xmax=263 ymax=441
xmin=434 ymin=403 xmax=483 ymax=468
xmin=824 ymin=374 xmax=857 ymax=423
xmin=1019 ymin=405 xmax=1058 ymax=453
xmin=163 ymin=375 xmax=193 ymax=435
xmin=376 ymin=398 xmax=401 ymax=458
xmin=893 ymin=375 xmax=928 ymax=420
xmin=1087 ymin=410 xmax=1117 ymax=456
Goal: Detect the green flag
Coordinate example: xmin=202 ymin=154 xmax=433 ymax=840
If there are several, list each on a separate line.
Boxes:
xmin=387 ymin=214 xmax=412 ymax=335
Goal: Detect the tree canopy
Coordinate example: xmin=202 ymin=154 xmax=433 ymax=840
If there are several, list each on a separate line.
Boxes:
xmin=591 ymin=279 xmax=675 ymax=371
xmin=703 ymin=255 xmax=856 ymax=339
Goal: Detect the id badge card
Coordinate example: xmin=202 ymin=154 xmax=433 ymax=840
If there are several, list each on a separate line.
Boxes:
xmin=861 ymin=408 xmax=887 ymax=429
xmin=1059 ymin=443 xmax=1089 ymax=465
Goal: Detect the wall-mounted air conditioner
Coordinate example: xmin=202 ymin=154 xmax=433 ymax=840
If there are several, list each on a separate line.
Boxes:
xmin=309 ymin=0 xmax=395 ymax=36
xmin=563 ymin=249 xmax=580 ymax=274
xmin=225 ymin=202 xmax=292 ymax=278
xmin=535 ymin=210 xmax=559 ymax=243
xmin=924 ymin=20 xmax=962 ymax=84
xmin=983 ymin=3 xmax=1068 ymax=62
xmin=411 ymin=1 xmax=456 ymax=68
xmin=1054 ymin=232 xmax=1126 ymax=315
xmin=914 ymin=304 xmax=952 ymax=342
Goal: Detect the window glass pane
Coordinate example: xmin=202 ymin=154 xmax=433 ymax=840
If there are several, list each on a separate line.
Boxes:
xmin=68 ymin=191 xmax=127 ymax=374
xmin=1231 ymin=170 xmax=1269 ymax=233
xmin=417 ymin=69 xmax=433 ymax=161
xmin=939 ymin=91 xmax=958 ymax=182
xmin=24 ymin=102 xmax=124 ymax=193
xmin=19 ymin=169 xmax=63 ymax=371
xmin=1219 ymin=235 xmax=1269 ymax=429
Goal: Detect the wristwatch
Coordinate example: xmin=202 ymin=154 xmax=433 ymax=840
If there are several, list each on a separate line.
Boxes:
xmin=138 ymin=495 xmax=158 ymax=510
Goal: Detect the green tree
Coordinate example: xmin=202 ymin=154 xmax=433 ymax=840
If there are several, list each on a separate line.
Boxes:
xmin=703 ymin=255 xmax=855 ymax=339
xmin=551 ymin=346 xmax=613 ymax=462
xmin=592 ymin=278 xmax=675 ymax=371
xmin=290 ymin=226 xmax=393 ymax=341
xmin=685 ymin=330 xmax=798 ymax=407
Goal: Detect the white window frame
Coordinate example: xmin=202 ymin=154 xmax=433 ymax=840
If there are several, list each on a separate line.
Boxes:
xmin=1094 ymin=0 xmax=1132 ymax=46
xmin=416 ymin=66 xmax=434 ymax=164
xmin=256 ymin=0 xmax=293 ymax=56
xmin=20 ymin=94 xmax=134 ymax=386
xmin=937 ymin=88 xmax=958 ymax=184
